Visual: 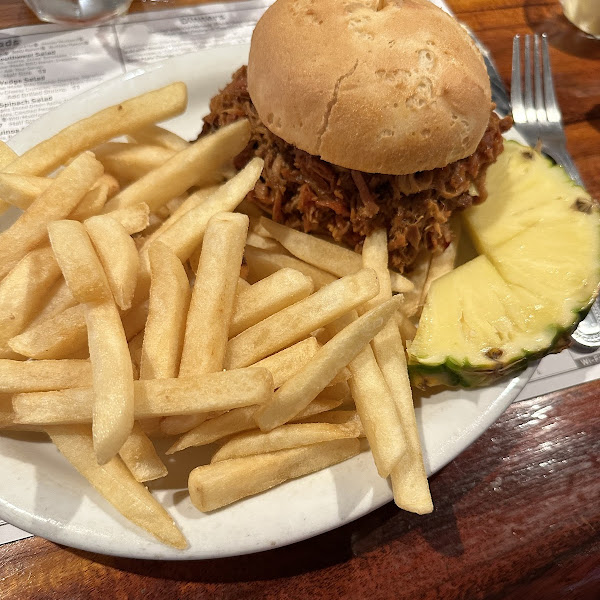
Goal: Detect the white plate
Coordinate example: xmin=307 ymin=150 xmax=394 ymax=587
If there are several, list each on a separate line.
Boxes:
xmin=0 ymin=44 xmax=535 ymax=560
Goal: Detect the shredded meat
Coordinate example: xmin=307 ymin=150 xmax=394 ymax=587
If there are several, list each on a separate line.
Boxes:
xmin=202 ymin=66 xmax=512 ymax=273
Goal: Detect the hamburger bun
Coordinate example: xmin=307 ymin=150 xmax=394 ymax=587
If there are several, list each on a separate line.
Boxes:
xmin=248 ymin=0 xmax=492 ymax=175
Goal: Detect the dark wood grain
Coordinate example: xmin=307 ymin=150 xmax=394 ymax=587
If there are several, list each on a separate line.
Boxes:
xmin=1 ymin=1 xmax=599 ymax=598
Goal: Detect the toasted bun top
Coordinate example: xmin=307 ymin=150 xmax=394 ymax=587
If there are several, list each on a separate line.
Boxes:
xmin=248 ymin=0 xmax=492 ymax=175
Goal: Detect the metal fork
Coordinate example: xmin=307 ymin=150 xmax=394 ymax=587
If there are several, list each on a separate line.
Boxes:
xmin=511 ymin=33 xmax=583 ymax=186
xmin=512 ymin=33 xmax=599 ymax=349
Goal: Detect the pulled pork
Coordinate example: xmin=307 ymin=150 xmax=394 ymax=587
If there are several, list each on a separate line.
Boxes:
xmin=202 ymin=66 xmax=512 ymax=273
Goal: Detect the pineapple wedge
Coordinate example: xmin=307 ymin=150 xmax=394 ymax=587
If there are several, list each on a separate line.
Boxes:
xmin=408 ymin=141 xmax=600 ymax=388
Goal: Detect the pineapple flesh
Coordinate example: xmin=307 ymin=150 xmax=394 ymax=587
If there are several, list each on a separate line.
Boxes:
xmin=408 ymin=141 xmax=600 ymax=388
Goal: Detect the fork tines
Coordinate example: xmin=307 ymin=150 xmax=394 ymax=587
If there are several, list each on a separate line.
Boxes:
xmin=511 ymin=33 xmax=563 ymax=134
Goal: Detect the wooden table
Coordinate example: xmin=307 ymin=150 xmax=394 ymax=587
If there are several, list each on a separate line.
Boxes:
xmin=1 ymin=1 xmax=599 ymax=598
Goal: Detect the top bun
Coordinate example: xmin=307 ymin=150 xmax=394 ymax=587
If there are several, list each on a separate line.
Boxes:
xmin=248 ymin=0 xmax=492 ymax=175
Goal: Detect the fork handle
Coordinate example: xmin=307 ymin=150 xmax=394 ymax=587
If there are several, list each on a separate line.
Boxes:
xmin=543 ymin=146 xmax=584 ymax=187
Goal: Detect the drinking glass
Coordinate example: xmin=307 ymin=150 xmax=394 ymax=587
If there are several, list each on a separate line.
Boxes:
xmin=560 ymin=0 xmax=600 ymax=38
xmin=24 ymin=0 xmax=133 ymax=25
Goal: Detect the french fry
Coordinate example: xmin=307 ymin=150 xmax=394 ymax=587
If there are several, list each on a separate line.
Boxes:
xmin=27 ymin=278 xmax=77 ymax=329
xmin=69 ymin=180 xmax=110 ymax=221
xmin=9 ymin=304 xmax=87 ymax=359
xmin=104 ymin=120 xmax=251 ymax=212
xmin=48 ymin=220 xmax=112 ymax=304
xmin=0 ymin=246 xmax=62 ymax=358
xmin=0 ymin=174 xmax=52 ymax=210
xmin=421 ymin=236 xmax=460 ymax=302
xmin=0 ymin=152 xmax=104 ymax=279
xmin=296 ymin=410 xmax=363 ymax=429
xmin=245 ymin=231 xmax=280 ymax=251
xmin=211 ymin=422 xmax=362 ymax=463
xmin=13 ymin=368 xmax=274 ymax=424
xmin=255 ymin=296 xmax=402 ymax=431
xmin=165 ymin=388 xmax=344 ymax=449
xmin=0 ymin=359 xmax=91 ymax=393
xmin=47 ymin=424 xmax=186 ymax=549
xmin=360 ymin=228 xmax=393 ymax=313
xmin=85 ymin=300 xmax=134 ymax=464
xmin=402 ymin=250 xmax=431 ymax=318
xmin=122 ymin=301 xmax=149 ymax=341
xmin=179 ymin=212 xmax=248 ymax=376
xmin=93 ymin=143 xmax=176 ymax=183
xmin=250 ymin=337 xmax=320 ymax=389
xmin=0 ymin=142 xmax=19 ymax=215
xmin=128 ymin=124 xmax=190 ymax=151
xmin=140 ymin=242 xmax=190 ymax=380
xmin=229 ymin=268 xmax=314 ymax=338
xmin=372 ymin=320 xmax=432 ymax=514
xmin=0 ymin=140 xmax=18 ymax=166
xmin=225 ymin=268 xmax=379 ymax=369
xmin=259 ymin=218 xmax=413 ymax=293
xmin=4 ymin=83 xmax=188 ymax=177
xmin=348 ymin=343 xmax=407 ymax=478
xmin=188 ymin=438 xmax=360 ymax=512
xmin=118 ymin=421 xmax=168 ymax=483
xmin=150 ymin=157 xmax=264 ymax=264
xmin=104 ymin=202 xmax=150 ymax=235
xmin=244 ymin=246 xmax=337 ymax=289
xmin=85 ymin=215 xmax=140 ymax=310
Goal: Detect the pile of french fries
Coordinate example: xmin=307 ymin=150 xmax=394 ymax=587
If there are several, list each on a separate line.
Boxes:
xmin=0 ymin=82 xmax=457 ymax=550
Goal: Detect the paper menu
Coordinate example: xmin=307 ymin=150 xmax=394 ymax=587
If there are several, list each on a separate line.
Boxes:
xmin=1 ymin=0 xmax=599 ymax=547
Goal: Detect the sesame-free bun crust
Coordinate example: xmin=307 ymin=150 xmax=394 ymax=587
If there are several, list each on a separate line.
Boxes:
xmin=248 ymin=0 xmax=492 ymax=175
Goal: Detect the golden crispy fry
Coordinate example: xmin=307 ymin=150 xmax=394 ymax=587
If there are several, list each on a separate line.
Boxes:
xmin=401 ymin=250 xmax=431 ymax=318
xmin=4 ymin=83 xmax=187 ymax=176
xmin=0 ymin=152 xmax=103 ymax=279
xmin=0 ymin=174 xmax=52 ymax=210
xmin=140 ymin=242 xmax=190 ymax=380
xmin=250 ymin=337 xmax=320 ymax=388
xmin=14 ymin=368 xmax=274 ymax=425
xmin=188 ymin=438 xmax=360 ymax=512
xmin=0 ymin=142 xmax=18 ymax=215
xmin=212 ymin=421 xmax=362 ymax=463
xmin=360 ymin=228 xmax=393 ymax=313
xmin=69 ymin=180 xmax=110 ymax=221
xmin=259 ymin=218 xmax=413 ymax=293
xmin=104 ymin=120 xmax=250 ymax=212
xmin=48 ymin=220 xmax=112 ymax=304
xmin=179 ymin=213 xmax=248 ymax=376
xmin=225 ymin=268 xmax=379 ymax=369
xmin=85 ymin=300 xmax=134 ymax=464
xmin=348 ymin=342 xmax=407 ymax=478
xmin=150 ymin=157 xmax=263 ymax=263
xmin=47 ymin=424 xmax=186 ymax=548
xmin=85 ymin=215 xmax=139 ymax=310
xmin=229 ymin=268 xmax=314 ymax=338
xmin=9 ymin=304 xmax=87 ymax=359
xmin=94 ymin=142 xmax=176 ymax=184
xmin=165 ymin=389 xmax=344 ymax=450
xmin=128 ymin=124 xmax=190 ymax=151
xmin=0 ymin=246 xmax=62 ymax=358
xmin=102 ymin=202 xmax=150 ymax=235
xmin=0 ymin=359 xmax=91 ymax=393
xmin=27 ymin=278 xmax=77 ymax=330
xmin=118 ymin=421 xmax=168 ymax=483
xmin=372 ymin=321 xmax=432 ymax=514
xmin=244 ymin=246 xmax=337 ymax=289
xmin=255 ymin=296 xmax=402 ymax=431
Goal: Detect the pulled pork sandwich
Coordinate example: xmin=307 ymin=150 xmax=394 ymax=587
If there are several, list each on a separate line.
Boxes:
xmin=202 ymin=0 xmax=512 ymax=273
